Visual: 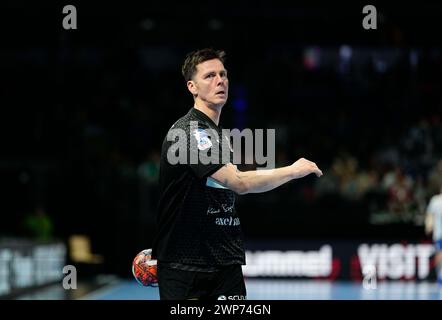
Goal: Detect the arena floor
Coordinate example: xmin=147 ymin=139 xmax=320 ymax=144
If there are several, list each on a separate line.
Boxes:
xmin=13 ymin=278 xmax=442 ymax=300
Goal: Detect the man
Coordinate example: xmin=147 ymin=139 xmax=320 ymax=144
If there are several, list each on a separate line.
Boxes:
xmin=425 ymin=185 xmax=442 ymax=285
xmin=151 ymin=48 xmax=323 ymax=300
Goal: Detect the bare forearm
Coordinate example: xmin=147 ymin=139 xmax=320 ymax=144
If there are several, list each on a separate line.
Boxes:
xmin=211 ymin=158 xmax=322 ymax=195
xmin=237 ymin=158 xmax=322 ymax=194
xmin=238 ymin=166 xmax=295 ymax=193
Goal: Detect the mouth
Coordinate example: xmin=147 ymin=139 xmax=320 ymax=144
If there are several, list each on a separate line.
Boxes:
xmin=215 ymin=90 xmax=226 ymax=96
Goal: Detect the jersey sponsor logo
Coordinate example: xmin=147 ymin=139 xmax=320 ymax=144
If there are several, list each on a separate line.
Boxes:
xmin=217 ymin=294 xmax=246 ymax=300
xmin=192 ymin=128 xmax=212 ymax=151
xmin=215 ymin=216 xmax=241 ymax=226
xmin=207 ymin=204 xmax=235 ymax=215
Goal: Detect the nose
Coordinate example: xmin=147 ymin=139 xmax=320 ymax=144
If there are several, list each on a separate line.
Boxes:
xmin=216 ymin=74 xmax=227 ymax=87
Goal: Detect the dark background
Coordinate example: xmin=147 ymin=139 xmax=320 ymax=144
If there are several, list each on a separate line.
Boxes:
xmin=1 ymin=1 xmax=442 ymax=276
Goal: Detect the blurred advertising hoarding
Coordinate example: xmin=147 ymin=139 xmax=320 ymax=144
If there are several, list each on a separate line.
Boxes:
xmin=244 ymin=240 xmax=436 ymax=281
xmin=0 ymin=240 xmax=66 ymax=297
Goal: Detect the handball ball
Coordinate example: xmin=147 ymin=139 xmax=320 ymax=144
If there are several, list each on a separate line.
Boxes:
xmin=132 ymin=248 xmax=158 ymax=287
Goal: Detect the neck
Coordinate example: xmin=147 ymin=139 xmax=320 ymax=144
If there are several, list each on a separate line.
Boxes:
xmin=194 ymin=103 xmax=222 ymax=125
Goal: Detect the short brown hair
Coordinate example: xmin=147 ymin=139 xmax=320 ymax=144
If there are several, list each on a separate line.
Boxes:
xmin=181 ymin=48 xmax=226 ymax=82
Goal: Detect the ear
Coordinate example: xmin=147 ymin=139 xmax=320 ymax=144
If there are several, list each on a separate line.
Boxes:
xmin=187 ymin=80 xmax=198 ymax=96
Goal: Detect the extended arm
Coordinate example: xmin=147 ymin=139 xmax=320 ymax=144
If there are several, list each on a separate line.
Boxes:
xmin=211 ymin=158 xmax=323 ymax=195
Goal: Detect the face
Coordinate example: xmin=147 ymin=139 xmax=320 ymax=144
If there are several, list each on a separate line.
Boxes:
xmin=187 ymin=59 xmax=229 ymax=108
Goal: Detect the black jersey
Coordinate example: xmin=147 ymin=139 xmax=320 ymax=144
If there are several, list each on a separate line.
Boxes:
xmin=152 ymin=107 xmax=245 ymax=267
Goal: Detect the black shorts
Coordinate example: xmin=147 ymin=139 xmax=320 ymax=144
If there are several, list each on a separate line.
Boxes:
xmin=157 ymin=264 xmax=247 ymax=300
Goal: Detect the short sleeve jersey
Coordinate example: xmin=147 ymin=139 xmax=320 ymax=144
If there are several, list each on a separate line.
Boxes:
xmin=152 ymin=108 xmax=245 ymax=266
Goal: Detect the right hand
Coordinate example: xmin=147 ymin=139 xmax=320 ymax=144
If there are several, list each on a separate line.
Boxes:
xmin=291 ymin=158 xmax=323 ymax=178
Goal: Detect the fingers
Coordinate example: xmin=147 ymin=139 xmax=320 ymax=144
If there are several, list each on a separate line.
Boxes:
xmin=313 ymin=166 xmax=322 ymax=177
xmin=300 ymin=158 xmax=323 ymax=177
xmin=294 ymin=157 xmax=323 ymax=177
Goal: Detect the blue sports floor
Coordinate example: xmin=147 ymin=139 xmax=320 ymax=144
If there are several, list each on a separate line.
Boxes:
xmin=12 ymin=277 xmax=442 ymax=300
xmin=79 ymin=279 xmax=442 ymax=300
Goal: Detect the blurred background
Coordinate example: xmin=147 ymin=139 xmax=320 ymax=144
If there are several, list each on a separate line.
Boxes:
xmin=1 ymin=1 xmax=442 ymax=299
